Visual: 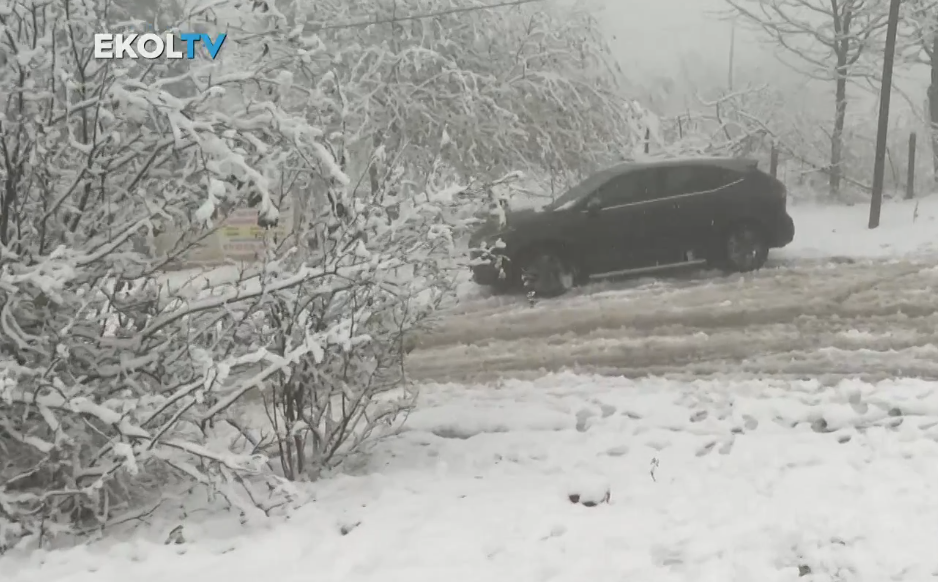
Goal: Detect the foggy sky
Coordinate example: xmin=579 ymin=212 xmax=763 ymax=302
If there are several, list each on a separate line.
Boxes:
xmin=596 ymin=0 xmax=928 ymax=121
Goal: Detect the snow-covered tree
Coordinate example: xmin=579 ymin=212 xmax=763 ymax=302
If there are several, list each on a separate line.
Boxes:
xmin=724 ymin=0 xmax=891 ymax=197
xmin=294 ymin=0 xmax=655 ymax=199
xmin=898 ymin=0 xmax=938 ymax=180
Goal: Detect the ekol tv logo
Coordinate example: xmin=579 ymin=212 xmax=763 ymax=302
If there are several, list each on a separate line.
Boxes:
xmin=94 ymin=24 xmax=226 ymax=60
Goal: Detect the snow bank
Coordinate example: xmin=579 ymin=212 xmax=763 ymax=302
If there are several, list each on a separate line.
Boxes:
xmin=783 ymin=196 xmax=938 ymax=259
xmin=6 ymin=372 xmax=938 ymax=581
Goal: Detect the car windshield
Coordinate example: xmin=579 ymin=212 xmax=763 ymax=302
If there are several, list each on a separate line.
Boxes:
xmin=544 ymin=166 xmax=622 ymax=211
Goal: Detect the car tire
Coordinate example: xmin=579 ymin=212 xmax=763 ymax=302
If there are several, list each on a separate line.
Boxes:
xmin=721 ymin=222 xmax=769 ymax=272
xmin=521 ymin=251 xmax=576 ymax=298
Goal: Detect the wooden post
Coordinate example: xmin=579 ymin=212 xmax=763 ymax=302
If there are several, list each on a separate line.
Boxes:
xmin=644 ymin=128 xmax=650 ymax=154
xmin=728 ymin=22 xmax=736 ymax=91
xmin=868 ymin=0 xmax=902 ymax=229
xmin=906 ymin=132 xmax=916 ymax=200
xmin=678 ymin=116 xmax=683 ymax=139
xmin=770 ymin=144 xmax=779 ymax=178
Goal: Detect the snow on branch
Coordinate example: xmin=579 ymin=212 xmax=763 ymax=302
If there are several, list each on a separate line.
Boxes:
xmin=290 ymin=0 xmax=658 ymax=193
xmin=724 ymin=0 xmax=890 ymax=81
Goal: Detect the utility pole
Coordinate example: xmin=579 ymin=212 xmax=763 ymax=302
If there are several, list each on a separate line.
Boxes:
xmin=868 ymin=0 xmax=902 ymax=229
xmin=728 ymin=21 xmax=736 ymax=90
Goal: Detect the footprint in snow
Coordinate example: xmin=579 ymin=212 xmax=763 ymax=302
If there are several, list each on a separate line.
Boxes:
xmin=690 ymin=410 xmax=708 ymax=422
xmin=718 ymin=438 xmax=734 ymax=455
xmin=696 ymin=441 xmax=716 ymax=456
xmin=810 ymin=418 xmax=833 ymax=433
xmin=597 ymin=402 xmax=616 ymax=417
xmin=575 ymin=409 xmax=594 ymax=432
xmin=743 ymin=415 xmax=758 ymax=430
xmin=882 ymin=416 xmax=903 ymax=429
xmin=732 ymin=415 xmax=759 ymax=434
xmin=696 ymin=439 xmax=734 ymax=456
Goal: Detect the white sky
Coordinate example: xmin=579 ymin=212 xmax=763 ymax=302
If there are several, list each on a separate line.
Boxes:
xmin=596 ymin=0 xmax=773 ymax=77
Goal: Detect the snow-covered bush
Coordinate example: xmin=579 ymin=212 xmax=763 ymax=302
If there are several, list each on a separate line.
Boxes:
xmin=255 ymin=147 xmax=507 ymax=479
xmin=0 ymin=0 xmax=352 ymax=550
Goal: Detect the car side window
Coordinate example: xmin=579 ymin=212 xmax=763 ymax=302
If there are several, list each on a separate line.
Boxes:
xmin=659 ymin=166 xmax=730 ymax=197
xmin=594 ymin=170 xmax=653 ymax=208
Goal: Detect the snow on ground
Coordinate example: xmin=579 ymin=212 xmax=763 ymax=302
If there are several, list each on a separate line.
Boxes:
xmin=782 ymin=196 xmax=938 ymax=260
xmin=7 ymin=373 xmax=938 ymax=581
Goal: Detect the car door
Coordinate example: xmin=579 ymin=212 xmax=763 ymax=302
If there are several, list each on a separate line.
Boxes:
xmin=579 ymin=168 xmax=657 ymax=274
xmin=653 ymin=165 xmax=736 ymax=261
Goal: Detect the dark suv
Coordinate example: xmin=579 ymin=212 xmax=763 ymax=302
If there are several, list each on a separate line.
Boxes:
xmin=469 ymin=157 xmax=794 ymax=296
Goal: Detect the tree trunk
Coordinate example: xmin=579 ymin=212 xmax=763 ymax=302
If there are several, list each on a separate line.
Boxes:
xmin=369 ymin=131 xmax=381 ymax=197
xmin=830 ymin=55 xmax=848 ymax=198
xmin=929 ymin=32 xmax=938 ymax=181
xmin=829 ymin=2 xmax=851 ymax=199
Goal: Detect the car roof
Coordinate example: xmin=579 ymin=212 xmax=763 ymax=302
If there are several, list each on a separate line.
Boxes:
xmin=602 ymin=156 xmax=758 ymax=177
xmin=550 ymin=157 xmax=759 ymax=210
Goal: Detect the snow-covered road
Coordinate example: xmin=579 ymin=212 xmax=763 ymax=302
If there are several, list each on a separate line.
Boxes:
xmin=409 ymin=257 xmax=938 ymax=382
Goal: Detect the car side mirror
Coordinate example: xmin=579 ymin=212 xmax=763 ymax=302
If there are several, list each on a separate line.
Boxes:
xmin=585 ymin=197 xmax=602 ymax=214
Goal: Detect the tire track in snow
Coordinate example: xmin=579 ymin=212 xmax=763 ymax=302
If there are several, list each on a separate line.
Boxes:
xmin=408 ymin=258 xmax=938 ymax=382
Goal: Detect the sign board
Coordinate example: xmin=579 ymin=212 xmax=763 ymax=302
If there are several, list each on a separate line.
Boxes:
xmin=152 ymin=201 xmax=296 ymax=265
xmin=219 ymin=205 xmax=293 ymax=260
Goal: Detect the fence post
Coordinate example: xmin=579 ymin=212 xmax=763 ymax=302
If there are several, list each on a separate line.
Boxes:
xmin=906 ymin=132 xmax=916 ymax=200
xmin=770 ymin=144 xmax=779 ymax=178
xmin=644 ymin=128 xmax=650 ymax=154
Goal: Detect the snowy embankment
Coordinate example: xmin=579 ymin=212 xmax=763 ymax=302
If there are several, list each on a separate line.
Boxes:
xmin=6 ymin=374 xmax=938 ymax=581
xmin=782 ymin=196 xmax=937 ymax=259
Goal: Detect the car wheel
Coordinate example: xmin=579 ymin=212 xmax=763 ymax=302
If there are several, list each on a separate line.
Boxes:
xmin=521 ymin=251 xmax=576 ymax=298
xmin=723 ymin=223 xmax=768 ymax=272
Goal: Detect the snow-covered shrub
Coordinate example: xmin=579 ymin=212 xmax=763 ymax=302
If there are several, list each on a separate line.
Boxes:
xmin=0 ymin=0 xmax=347 ymax=550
